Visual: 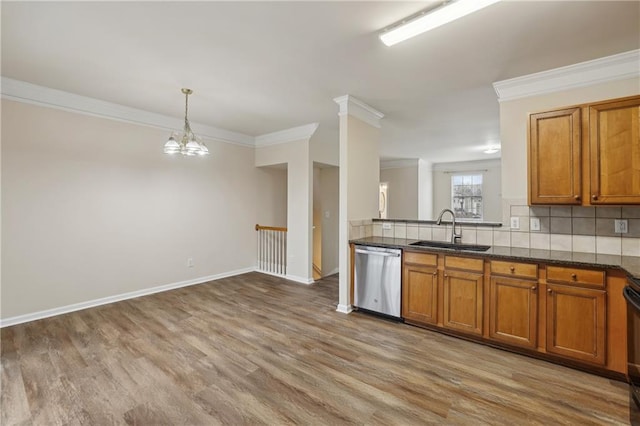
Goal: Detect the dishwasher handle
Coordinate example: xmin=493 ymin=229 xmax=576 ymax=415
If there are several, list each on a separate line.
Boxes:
xmin=624 ymin=286 xmax=640 ymax=312
xmin=355 ymin=248 xmax=401 ymax=257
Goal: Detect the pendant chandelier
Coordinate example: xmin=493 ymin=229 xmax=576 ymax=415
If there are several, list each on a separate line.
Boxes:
xmin=163 ymin=88 xmax=209 ymax=156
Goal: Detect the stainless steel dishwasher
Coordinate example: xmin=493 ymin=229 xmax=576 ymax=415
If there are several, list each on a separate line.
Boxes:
xmin=354 ymin=245 xmax=402 ymax=319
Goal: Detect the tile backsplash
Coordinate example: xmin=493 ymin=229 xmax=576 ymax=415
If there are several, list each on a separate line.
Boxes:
xmin=358 ymin=199 xmax=640 ymax=257
xmin=348 ymin=219 xmax=373 ymax=240
xmin=510 ymin=200 xmax=640 ymax=256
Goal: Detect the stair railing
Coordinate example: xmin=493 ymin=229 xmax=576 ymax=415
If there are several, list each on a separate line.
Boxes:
xmin=255 ymin=224 xmax=287 ymax=276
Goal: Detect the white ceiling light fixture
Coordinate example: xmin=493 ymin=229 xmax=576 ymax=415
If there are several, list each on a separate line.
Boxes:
xmin=483 ymin=145 xmax=501 ymax=154
xmin=164 ymin=88 xmax=209 ymax=156
xmin=379 ymin=0 xmax=501 ymax=47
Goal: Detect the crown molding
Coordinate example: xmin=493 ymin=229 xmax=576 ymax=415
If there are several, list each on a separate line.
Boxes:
xmin=333 ymin=94 xmax=384 ymax=128
xmin=493 ymin=49 xmax=640 ymax=102
xmin=0 ymin=77 xmax=255 ymax=147
xmin=380 ymin=158 xmax=419 ymax=170
xmin=254 ymin=122 xmax=319 ymax=147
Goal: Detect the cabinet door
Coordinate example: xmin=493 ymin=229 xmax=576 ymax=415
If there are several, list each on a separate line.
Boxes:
xmin=489 ymin=277 xmax=538 ymax=349
xmin=546 ymin=284 xmax=606 ymax=365
xmin=402 ymin=264 xmax=438 ymax=324
xmin=589 ymin=96 xmax=640 ymax=204
xmin=529 ymin=108 xmax=582 ymax=204
xmin=443 ymin=270 xmax=483 ymax=335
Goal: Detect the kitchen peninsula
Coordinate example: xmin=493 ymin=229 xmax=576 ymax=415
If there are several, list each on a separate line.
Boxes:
xmin=350 ymin=230 xmax=640 ymax=380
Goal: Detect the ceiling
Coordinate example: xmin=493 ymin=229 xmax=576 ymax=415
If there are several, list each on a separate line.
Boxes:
xmin=2 ymin=1 xmax=639 ymax=164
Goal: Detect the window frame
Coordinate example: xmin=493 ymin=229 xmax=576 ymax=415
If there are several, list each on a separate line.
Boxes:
xmin=450 ymin=173 xmax=484 ymax=221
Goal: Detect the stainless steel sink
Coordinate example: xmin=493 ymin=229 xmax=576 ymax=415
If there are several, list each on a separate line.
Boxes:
xmin=409 ymin=240 xmax=491 ymax=252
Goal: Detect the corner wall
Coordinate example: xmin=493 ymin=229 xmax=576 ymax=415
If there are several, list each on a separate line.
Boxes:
xmin=498 ymin=76 xmax=640 ymax=256
xmin=432 ymin=159 xmax=502 ymax=222
xmin=255 ymin=139 xmax=313 ymax=283
xmin=1 ymin=99 xmax=285 ymax=321
xmin=500 ymin=77 xmax=640 ymax=201
xmin=380 ymin=165 xmax=418 ymax=220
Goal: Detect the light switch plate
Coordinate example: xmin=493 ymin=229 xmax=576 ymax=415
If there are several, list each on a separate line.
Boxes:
xmin=510 ymin=217 xmax=520 ymax=230
xmin=530 ymin=218 xmax=541 ymax=231
xmin=614 ymin=219 xmax=628 ymax=234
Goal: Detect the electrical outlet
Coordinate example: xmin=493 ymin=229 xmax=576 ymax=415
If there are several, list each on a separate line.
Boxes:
xmin=187 ymin=258 xmax=195 ymax=268
xmin=382 ymin=223 xmax=392 ymax=230
xmin=530 ymin=218 xmax=541 ymax=231
xmin=510 ymin=217 xmax=520 ymax=230
xmin=614 ymin=219 xmax=628 ymax=234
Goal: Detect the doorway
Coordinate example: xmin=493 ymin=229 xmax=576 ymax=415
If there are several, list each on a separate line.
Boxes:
xmin=313 ymin=163 xmax=339 ymax=280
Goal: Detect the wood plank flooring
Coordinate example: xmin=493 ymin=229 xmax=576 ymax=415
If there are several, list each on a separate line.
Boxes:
xmin=1 ymin=272 xmax=637 ymax=425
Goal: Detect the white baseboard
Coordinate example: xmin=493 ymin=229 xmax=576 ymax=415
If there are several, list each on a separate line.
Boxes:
xmin=255 ymin=268 xmax=314 ymax=285
xmin=336 ymin=304 xmax=353 ymax=314
xmin=324 ymin=267 xmax=339 ymax=277
xmin=0 ymin=267 xmax=254 ymax=328
xmin=254 ymin=269 xmax=286 ymax=279
xmin=285 ymin=274 xmax=315 ymax=285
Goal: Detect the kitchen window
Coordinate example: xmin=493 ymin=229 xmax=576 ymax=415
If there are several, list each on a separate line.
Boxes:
xmin=451 ymin=174 xmax=483 ymax=220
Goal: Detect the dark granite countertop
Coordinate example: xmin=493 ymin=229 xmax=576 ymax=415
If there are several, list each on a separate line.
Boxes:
xmin=350 ymin=236 xmax=640 ymax=283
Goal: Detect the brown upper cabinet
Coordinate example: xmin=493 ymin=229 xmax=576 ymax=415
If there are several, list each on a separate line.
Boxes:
xmin=528 ymin=95 xmax=640 ymax=206
xmin=529 ymin=107 xmax=582 ymax=204
xmin=589 ymin=97 xmax=640 ymax=204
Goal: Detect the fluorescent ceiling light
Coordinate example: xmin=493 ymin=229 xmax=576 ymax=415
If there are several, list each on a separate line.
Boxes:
xmin=483 ymin=145 xmax=501 ymax=154
xmin=380 ymin=0 xmax=501 ymax=47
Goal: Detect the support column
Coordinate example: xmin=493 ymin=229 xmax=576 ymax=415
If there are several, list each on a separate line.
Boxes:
xmin=333 ymin=95 xmax=383 ymax=314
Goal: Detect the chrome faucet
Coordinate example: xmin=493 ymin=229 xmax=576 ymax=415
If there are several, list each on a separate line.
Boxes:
xmin=436 ymin=208 xmax=462 ymax=244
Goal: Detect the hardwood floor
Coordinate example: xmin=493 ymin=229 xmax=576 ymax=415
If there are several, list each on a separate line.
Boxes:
xmin=1 ymin=272 xmax=636 ymax=425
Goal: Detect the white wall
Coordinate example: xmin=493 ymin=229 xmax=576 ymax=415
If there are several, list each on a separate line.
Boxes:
xmin=255 ymin=139 xmax=313 ymax=283
xmin=500 ymin=77 xmax=640 ymax=201
xmin=380 ymin=165 xmax=418 ymax=219
xmin=310 ymin=128 xmax=339 ymax=167
xmin=256 ymin=167 xmax=287 ymax=228
xmin=345 ymin=117 xmax=380 ymax=221
xmin=319 ymin=166 xmax=339 ymax=276
xmin=418 ymin=159 xmax=434 ymax=220
xmin=1 ymin=99 xmax=286 ymax=321
xmin=433 ymin=159 xmax=502 ymax=222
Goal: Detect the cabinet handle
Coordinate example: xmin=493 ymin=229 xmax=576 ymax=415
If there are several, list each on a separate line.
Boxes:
xmin=510 ymin=266 xmax=515 ymax=273
xmin=571 ymin=273 xmax=577 ymax=280
xmin=433 ymin=271 xmax=437 ymax=276
xmin=547 ymin=288 xmax=552 ymax=294
xmin=574 ymin=195 xmax=581 ymax=201
xmin=444 ymin=274 xmax=448 ymax=277
xmin=592 ymin=194 xmax=598 ymax=201
xmin=531 ymin=286 xmax=537 ymax=291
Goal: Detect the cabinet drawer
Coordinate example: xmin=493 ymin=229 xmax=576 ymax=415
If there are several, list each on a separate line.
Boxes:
xmin=404 ymin=251 xmax=437 ymax=266
xmin=444 ymin=256 xmax=483 ymax=272
xmin=546 ymin=266 xmax=605 ymax=288
xmin=490 ymin=260 xmax=538 ymax=279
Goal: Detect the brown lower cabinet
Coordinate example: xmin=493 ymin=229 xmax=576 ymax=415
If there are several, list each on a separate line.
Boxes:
xmin=398 ymin=249 xmax=627 ymax=377
xmin=402 ymin=263 xmax=438 ymax=325
xmin=443 ymin=269 xmax=483 ymax=335
xmin=546 ymin=283 xmax=607 ymax=365
xmin=489 ymin=276 xmax=538 ymax=349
